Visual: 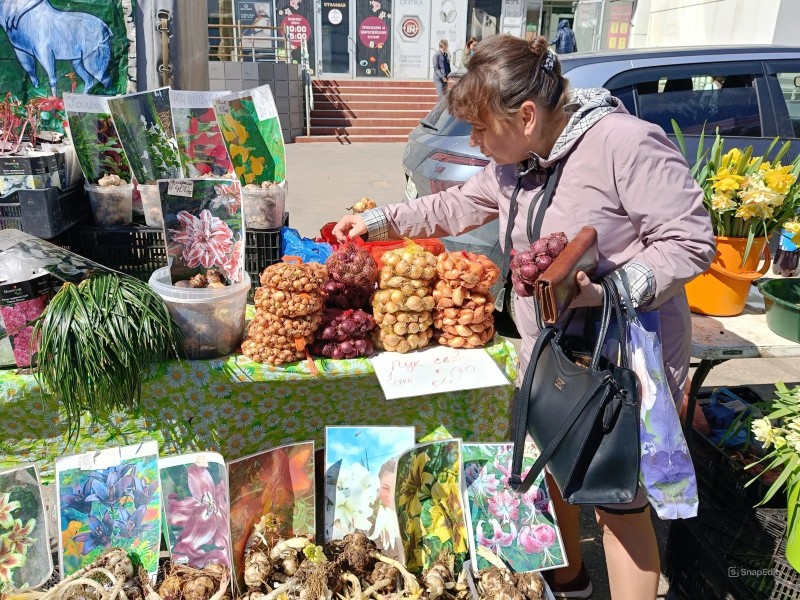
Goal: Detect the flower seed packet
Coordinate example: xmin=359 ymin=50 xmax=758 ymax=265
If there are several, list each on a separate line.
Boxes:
xmin=107 ymin=87 xmax=183 ymax=184
xmin=0 ymin=466 xmax=53 ymax=591
xmin=395 ymin=438 xmax=468 ymax=575
xmin=55 ymin=441 xmax=161 ymax=580
xmin=213 ymin=84 xmax=286 ymax=186
xmin=463 ymin=443 xmax=566 ymax=573
xmin=63 ymin=93 xmax=131 ymax=184
xmin=170 ymin=90 xmax=234 ymax=178
xmin=0 ymin=273 xmax=53 ymax=368
xmin=324 ymin=426 xmax=415 ymax=560
xmin=159 ymin=178 xmax=245 ymax=284
xmin=160 ymin=452 xmax=231 ymax=568
xmin=228 ymin=442 xmax=315 ymax=589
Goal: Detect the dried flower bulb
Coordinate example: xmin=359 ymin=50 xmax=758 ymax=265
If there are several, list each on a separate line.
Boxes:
xmin=183 ymin=575 xmax=217 ymax=600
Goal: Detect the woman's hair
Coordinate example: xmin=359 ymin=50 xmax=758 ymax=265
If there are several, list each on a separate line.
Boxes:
xmin=448 ymin=34 xmax=569 ymax=128
xmin=378 ymin=458 xmax=397 ymax=479
xmin=466 ymin=36 xmax=478 ymax=50
xmin=439 ymin=39 xmax=448 ymax=49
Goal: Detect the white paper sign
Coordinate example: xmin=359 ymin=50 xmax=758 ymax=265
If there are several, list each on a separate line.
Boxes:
xmin=167 ymin=179 xmax=194 ymax=197
xmin=370 ymin=345 xmax=510 ymax=400
xmin=252 ymin=85 xmax=278 ymax=121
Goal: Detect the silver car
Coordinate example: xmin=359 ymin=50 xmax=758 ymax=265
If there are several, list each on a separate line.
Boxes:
xmin=402 ymin=45 xmax=800 ymax=334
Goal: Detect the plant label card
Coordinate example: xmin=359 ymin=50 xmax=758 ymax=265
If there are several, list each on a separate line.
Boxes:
xmin=324 ymin=426 xmax=415 ymax=560
xmin=213 ymin=84 xmax=286 ymax=186
xmin=395 ymin=438 xmax=469 ymax=575
xmin=63 ymin=93 xmax=131 ymax=184
xmin=0 ymin=466 xmax=53 ymax=591
xmin=158 ymin=178 xmax=245 ymax=285
xmin=462 ymin=443 xmax=566 ymax=573
xmin=55 ymin=441 xmax=162 ymax=580
xmin=107 ymin=87 xmax=183 ymax=184
xmin=160 ymin=452 xmax=231 ymax=568
xmin=228 ymin=442 xmax=315 ymax=588
xmin=370 ymin=346 xmax=510 ymax=400
xmin=170 ymin=90 xmax=234 ymax=178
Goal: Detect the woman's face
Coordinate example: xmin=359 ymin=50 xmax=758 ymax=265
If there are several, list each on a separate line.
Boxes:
xmin=468 ymin=114 xmax=531 ymax=166
xmin=378 ymin=471 xmax=395 ymax=509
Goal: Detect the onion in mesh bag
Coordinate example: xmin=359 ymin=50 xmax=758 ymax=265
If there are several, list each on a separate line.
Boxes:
xmin=323 ymin=279 xmax=374 ymax=310
xmin=259 ymin=260 xmax=328 ymax=291
xmin=436 ymin=251 xmax=499 ymax=290
xmin=254 ymin=286 xmax=325 ymax=317
xmin=317 ymin=309 xmax=376 ymax=342
xmin=325 ymin=242 xmax=379 ymax=287
xmin=311 ymin=336 xmax=374 ymax=359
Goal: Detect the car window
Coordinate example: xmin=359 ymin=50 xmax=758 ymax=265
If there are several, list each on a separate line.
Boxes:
xmin=765 ymin=63 xmax=800 ymax=137
xmin=606 ymin=63 xmax=764 ymax=138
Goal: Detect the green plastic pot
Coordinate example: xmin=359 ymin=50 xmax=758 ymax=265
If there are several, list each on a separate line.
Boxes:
xmin=759 ymin=279 xmax=800 ymax=343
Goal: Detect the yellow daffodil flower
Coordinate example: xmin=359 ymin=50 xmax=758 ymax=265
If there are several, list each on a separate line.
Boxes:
xmin=711 ymin=192 xmax=737 ymax=212
xmin=720 ymin=147 xmax=741 ymax=169
xmin=764 ymin=164 xmax=797 ymax=194
xmin=709 ymin=168 xmax=745 ymax=193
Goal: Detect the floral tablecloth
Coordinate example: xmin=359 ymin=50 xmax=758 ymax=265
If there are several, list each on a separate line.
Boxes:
xmin=0 ymin=340 xmax=518 ymax=485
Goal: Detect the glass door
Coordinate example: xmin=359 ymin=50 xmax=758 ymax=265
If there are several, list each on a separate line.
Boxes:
xmin=319 ymin=0 xmax=352 ymax=75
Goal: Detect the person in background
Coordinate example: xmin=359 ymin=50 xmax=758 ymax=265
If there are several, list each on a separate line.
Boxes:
xmin=333 ymin=34 xmax=714 ymax=600
xmin=463 ymin=37 xmax=478 ymax=66
xmin=433 ymin=39 xmax=451 ymax=98
xmin=550 ymin=19 xmax=577 ymax=54
xmin=368 ymin=459 xmax=401 ymax=558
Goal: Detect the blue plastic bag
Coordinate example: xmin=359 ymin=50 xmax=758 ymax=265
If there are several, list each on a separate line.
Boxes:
xmin=280 ymin=226 xmax=333 ymax=264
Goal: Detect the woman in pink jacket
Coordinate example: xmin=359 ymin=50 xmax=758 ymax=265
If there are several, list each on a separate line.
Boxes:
xmin=333 ymin=35 xmax=714 ymax=599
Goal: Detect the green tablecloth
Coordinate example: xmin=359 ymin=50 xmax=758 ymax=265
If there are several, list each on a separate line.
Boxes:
xmin=0 ymin=340 xmax=518 ymax=484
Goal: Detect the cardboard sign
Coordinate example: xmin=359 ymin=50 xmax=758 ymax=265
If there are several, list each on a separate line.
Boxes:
xmin=369 ymin=345 xmax=510 ymax=400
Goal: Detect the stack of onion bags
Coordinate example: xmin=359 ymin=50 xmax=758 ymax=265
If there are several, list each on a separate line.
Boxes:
xmin=509 ymin=232 xmax=568 ymax=296
xmin=433 ymin=251 xmax=499 ymax=348
xmin=242 ymin=260 xmax=328 ymax=364
xmin=371 ymin=242 xmax=437 ymax=353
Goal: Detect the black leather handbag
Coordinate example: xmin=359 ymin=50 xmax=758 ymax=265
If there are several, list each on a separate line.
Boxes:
xmin=509 ymin=277 xmax=640 ymax=505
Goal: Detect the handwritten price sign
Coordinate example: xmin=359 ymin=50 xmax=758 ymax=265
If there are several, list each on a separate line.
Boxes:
xmin=370 ymin=346 xmax=510 ymax=400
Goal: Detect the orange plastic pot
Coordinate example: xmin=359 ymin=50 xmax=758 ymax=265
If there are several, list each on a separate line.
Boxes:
xmin=685 ymin=236 xmax=770 ymax=316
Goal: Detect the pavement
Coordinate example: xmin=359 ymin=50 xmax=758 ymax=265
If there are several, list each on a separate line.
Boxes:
xmin=284 ymin=141 xmax=800 ymax=600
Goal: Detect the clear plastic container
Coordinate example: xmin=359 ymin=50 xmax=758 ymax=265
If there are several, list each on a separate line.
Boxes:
xmin=148 ymin=267 xmax=250 ymax=359
xmin=242 ymin=182 xmax=287 ymax=229
xmin=137 ymin=183 xmax=164 ymax=228
xmin=85 ymin=183 xmax=133 ymax=226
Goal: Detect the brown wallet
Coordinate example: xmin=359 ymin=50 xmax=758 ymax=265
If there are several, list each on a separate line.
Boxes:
xmin=535 ymin=226 xmax=599 ymax=324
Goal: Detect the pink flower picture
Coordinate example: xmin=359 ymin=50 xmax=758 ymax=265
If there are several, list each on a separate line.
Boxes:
xmin=0 ymin=291 xmax=49 ymax=368
xmin=170 ymin=209 xmax=233 ymax=269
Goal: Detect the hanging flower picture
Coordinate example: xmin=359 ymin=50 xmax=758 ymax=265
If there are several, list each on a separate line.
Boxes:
xmin=170 ymin=90 xmax=234 ymax=178
xmin=160 ymin=178 xmax=245 ymax=284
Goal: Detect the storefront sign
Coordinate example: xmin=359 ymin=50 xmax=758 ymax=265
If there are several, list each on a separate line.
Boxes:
xmin=432 ymin=0 xmax=468 ymax=73
xmin=328 ymin=8 xmax=343 ymax=25
xmin=234 ymin=1 xmax=276 ymax=53
xmin=393 ymin=2 xmax=428 ymax=78
xmin=606 ymin=1 xmax=633 ymax=50
xmin=277 ymin=0 xmax=316 ymax=65
xmin=356 ymin=0 xmax=392 ymax=77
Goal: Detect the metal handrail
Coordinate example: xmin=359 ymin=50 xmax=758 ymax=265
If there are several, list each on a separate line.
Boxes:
xmin=209 ymin=23 xmax=291 ymax=63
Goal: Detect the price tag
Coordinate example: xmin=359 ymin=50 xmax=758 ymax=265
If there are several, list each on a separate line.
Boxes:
xmin=213 ymin=99 xmax=230 ymax=115
xmin=168 ymin=179 xmax=194 ymax=197
xmin=252 ymin=87 xmax=278 ymax=121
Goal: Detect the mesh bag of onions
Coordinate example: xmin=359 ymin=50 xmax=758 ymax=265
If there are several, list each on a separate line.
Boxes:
xmin=509 ymin=231 xmax=568 ymax=297
xmin=242 ymin=260 xmax=328 ymax=364
xmin=324 ymin=242 xmax=378 ymax=310
xmin=371 ymin=242 xmax=437 ymax=353
xmin=311 ymin=308 xmax=376 ymax=359
xmin=433 ymin=252 xmax=499 ymax=348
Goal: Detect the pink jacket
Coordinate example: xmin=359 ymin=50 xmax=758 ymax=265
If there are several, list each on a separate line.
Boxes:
xmin=370 ymin=102 xmax=715 ymax=401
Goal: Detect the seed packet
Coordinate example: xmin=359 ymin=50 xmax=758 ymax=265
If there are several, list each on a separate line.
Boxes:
xmin=158 ymin=178 xmax=245 ymax=284
xmin=159 ymin=452 xmax=232 ymax=568
xmin=462 ymin=443 xmax=566 ymax=573
xmin=107 ymin=87 xmax=183 ymax=184
xmin=63 ymin=93 xmax=131 ymax=184
xmin=55 ymin=441 xmax=161 ymax=580
xmin=324 ymin=426 xmax=415 ymax=561
xmin=228 ymin=442 xmax=314 ymax=589
xmin=213 ymin=84 xmax=286 ymax=185
xmin=0 ymin=466 xmax=53 ymax=592
xmin=170 ymin=90 xmax=234 ymax=178
xmin=0 ymin=273 xmax=52 ymax=367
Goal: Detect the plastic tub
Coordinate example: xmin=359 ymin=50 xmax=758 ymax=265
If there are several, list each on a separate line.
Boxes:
xmin=149 ymin=267 xmax=250 ymax=359
xmin=759 ymin=278 xmax=800 ymax=343
xmin=242 ymin=182 xmax=286 ymax=229
xmin=85 ymin=183 xmax=133 ymax=226
xmin=137 ymin=184 xmax=163 ymax=228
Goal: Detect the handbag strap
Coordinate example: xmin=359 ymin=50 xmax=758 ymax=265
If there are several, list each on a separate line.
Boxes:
xmin=527 ymin=162 xmax=562 ymax=243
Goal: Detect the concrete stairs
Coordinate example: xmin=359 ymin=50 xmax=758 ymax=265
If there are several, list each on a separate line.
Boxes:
xmin=295 ymin=79 xmax=438 ymax=143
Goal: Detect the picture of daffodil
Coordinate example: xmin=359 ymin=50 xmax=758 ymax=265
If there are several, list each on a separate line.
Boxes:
xmin=214 ymin=85 xmax=286 ymax=187
xmin=394 ymin=440 xmax=468 ymax=575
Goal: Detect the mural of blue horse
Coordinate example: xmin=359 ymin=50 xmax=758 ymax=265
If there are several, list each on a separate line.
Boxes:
xmin=0 ymin=0 xmax=113 ymax=95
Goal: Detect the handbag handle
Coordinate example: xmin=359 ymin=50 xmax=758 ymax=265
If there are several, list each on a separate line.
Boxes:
xmin=509 ymin=275 xmax=617 ymax=493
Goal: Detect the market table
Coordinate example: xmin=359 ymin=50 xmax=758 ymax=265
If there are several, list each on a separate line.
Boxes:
xmin=685 ymin=285 xmax=800 ymax=441
xmin=0 ymin=339 xmax=517 ymax=484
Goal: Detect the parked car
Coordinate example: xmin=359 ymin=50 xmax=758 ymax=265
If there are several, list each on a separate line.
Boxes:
xmin=402 ymin=45 xmax=800 ymax=335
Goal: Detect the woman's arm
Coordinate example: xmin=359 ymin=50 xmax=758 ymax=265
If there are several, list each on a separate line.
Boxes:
xmin=614 ymin=121 xmax=716 ymax=308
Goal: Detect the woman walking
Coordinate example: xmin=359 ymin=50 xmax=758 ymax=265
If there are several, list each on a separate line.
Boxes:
xmin=433 ymin=39 xmax=451 ymax=98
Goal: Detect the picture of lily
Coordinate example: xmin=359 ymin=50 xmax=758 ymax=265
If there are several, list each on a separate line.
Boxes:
xmin=463 ymin=444 xmax=566 ymax=572
xmin=73 ymin=511 xmax=113 ymax=555
xmin=161 ymin=455 xmax=231 ymax=568
xmin=169 ymin=209 xmax=234 ymax=270
xmin=0 ymin=467 xmax=52 ymax=590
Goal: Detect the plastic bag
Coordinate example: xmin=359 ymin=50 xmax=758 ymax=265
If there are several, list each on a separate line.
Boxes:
xmin=281 ymin=226 xmax=333 ymax=264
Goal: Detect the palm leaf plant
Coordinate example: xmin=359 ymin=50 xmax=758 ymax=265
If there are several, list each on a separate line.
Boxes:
xmin=33 ymin=272 xmax=182 ymax=438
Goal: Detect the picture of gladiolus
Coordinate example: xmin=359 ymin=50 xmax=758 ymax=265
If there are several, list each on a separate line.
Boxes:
xmin=167 ymin=465 xmax=231 ymax=567
xmin=170 ymin=209 xmax=234 ymax=269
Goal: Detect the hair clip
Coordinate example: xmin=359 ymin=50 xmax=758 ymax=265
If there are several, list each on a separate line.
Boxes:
xmin=541 ymin=50 xmax=557 ymax=75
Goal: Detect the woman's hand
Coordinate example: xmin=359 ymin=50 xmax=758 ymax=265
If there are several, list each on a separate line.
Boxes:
xmin=332 ymin=214 xmax=367 ymax=242
xmin=568 ymin=271 xmax=604 ymax=308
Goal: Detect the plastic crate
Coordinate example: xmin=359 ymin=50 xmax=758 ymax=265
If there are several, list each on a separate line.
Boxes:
xmin=666 ymin=508 xmax=800 ymax=600
xmin=0 ymin=185 xmax=89 ymax=238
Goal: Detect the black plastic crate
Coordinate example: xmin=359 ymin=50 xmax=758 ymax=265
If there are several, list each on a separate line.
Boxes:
xmin=0 ymin=201 xmax=23 ymax=231
xmin=666 ymin=509 xmax=800 ymax=600
xmin=0 ymin=185 xmax=89 ymax=238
